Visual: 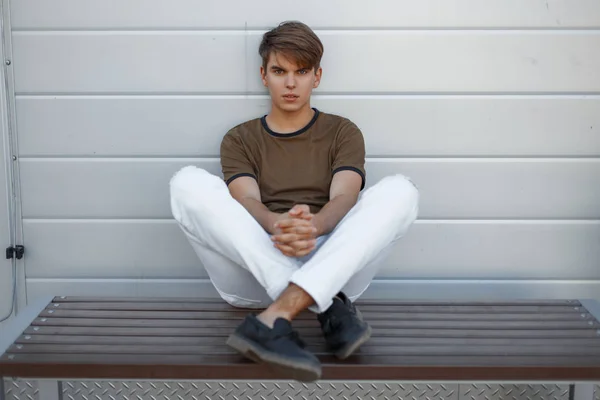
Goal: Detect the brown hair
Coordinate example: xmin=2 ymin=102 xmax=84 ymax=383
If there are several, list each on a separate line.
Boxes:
xmin=259 ymin=21 xmax=324 ymax=73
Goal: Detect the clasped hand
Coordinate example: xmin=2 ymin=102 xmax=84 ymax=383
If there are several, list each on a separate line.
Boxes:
xmin=271 ymin=205 xmax=318 ymax=257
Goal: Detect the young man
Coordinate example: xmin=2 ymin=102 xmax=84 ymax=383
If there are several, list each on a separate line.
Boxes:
xmin=169 ymin=21 xmax=419 ymax=382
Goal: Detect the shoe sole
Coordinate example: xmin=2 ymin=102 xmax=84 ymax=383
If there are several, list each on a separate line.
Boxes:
xmin=334 ymin=324 xmax=372 ymax=359
xmin=333 ymin=308 xmax=372 ymax=360
xmin=226 ymin=332 xmax=322 ymax=382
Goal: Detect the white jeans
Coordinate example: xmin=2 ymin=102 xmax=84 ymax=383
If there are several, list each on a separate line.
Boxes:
xmin=170 ymin=166 xmax=419 ymax=313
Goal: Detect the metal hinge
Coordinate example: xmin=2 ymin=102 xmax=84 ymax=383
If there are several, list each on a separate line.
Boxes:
xmin=6 ymin=245 xmax=24 ymax=260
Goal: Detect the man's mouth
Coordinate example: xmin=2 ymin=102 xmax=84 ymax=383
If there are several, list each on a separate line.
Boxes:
xmin=283 ymin=94 xmax=299 ymax=99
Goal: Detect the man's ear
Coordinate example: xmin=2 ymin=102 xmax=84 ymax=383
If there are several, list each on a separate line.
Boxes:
xmin=260 ymin=66 xmax=268 ymax=87
xmin=313 ymin=67 xmax=322 ymax=88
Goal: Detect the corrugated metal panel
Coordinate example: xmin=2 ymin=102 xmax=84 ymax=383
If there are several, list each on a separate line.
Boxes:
xmin=11 ymin=0 xmax=600 ymax=29
xmin=18 ymin=159 xmax=600 ymax=219
xmin=12 ymin=32 xmax=600 ymax=94
xmin=6 ymin=0 xmax=599 ymax=314
xmin=25 ymin=278 xmax=600 ymax=301
xmin=22 ymin=220 xmax=600 ymax=280
xmin=16 ymin=96 xmax=600 ymax=157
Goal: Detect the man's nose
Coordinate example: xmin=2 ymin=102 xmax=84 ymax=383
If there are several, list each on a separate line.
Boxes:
xmin=285 ymin=73 xmax=296 ymax=88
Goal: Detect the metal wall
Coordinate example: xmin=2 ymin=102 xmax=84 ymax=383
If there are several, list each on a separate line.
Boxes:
xmin=6 ymin=0 xmax=600 ymax=300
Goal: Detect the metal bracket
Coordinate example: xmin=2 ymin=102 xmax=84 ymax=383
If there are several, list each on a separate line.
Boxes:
xmin=5 ymin=245 xmax=23 ymax=260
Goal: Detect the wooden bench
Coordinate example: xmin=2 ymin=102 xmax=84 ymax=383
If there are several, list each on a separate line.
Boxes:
xmin=1 ymin=296 xmax=600 ymax=399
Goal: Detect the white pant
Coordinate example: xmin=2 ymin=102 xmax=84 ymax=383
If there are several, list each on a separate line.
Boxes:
xmin=170 ymin=166 xmax=419 ymax=313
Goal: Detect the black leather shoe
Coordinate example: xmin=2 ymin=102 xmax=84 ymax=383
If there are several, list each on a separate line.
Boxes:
xmin=317 ymin=292 xmax=372 ymax=359
xmin=226 ymin=314 xmax=322 ymax=382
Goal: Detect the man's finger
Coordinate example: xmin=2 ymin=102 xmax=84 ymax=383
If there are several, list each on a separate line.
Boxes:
xmin=271 ymin=233 xmax=313 ymax=243
xmin=271 ymin=233 xmax=297 ymax=243
xmin=278 ymin=226 xmax=317 ymax=236
xmin=275 ymin=218 xmax=314 ymax=230
xmin=289 ymin=204 xmax=311 ymax=216
xmin=289 ymin=239 xmax=317 ymax=251
xmin=292 ymin=240 xmax=317 ymax=256
xmin=289 ymin=206 xmax=314 ymax=221
xmin=276 ymin=246 xmax=317 ymax=258
xmin=274 ymin=243 xmax=296 ymax=257
xmin=294 ymin=247 xmax=315 ymax=257
xmin=274 ymin=239 xmax=315 ymax=253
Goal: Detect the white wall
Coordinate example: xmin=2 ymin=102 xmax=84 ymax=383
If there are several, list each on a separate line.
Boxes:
xmin=9 ymin=0 xmax=600 ymax=300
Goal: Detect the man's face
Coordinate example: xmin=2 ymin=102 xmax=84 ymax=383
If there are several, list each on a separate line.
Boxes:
xmin=261 ymin=52 xmax=322 ymax=113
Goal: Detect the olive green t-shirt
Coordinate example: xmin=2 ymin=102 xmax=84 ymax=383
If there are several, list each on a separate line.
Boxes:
xmin=220 ymin=108 xmax=366 ymax=214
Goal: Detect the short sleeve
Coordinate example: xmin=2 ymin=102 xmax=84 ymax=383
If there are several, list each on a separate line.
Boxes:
xmin=220 ymin=132 xmax=257 ymax=185
xmin=332 ymin=121 xmax=366 ymax=190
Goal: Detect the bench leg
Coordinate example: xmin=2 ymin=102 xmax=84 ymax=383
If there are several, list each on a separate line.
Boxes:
xmin=37 ymin=380 xmax=61 ymax=400
xmin=571 ymin=383 xmax=595 ymax=400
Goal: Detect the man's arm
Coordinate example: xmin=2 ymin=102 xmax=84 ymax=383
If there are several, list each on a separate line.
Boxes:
xmin=228 ymin=176 xmax=281 ymax=234
xmin=272 ymin=170 xmax=361 ymax=256
xmin=313 ymin=170 xmax=362 ymax=236
xmin=234 ymin=169 xmax=362 ymax=256
xmin=229 ymin=177 xmax=316 ymax=257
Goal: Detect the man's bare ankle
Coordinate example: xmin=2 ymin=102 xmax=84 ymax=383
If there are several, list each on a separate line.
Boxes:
xmin=256 ymin=284 xmax=315 ymax=328
xmin=257 ymin=310 xmax=291 ymax=329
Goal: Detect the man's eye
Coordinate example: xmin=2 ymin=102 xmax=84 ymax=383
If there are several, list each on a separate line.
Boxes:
xmin=274 ymin=70 xmax=283 ymax=74
xmin=298 ymin=69 xmax=308 ymax=74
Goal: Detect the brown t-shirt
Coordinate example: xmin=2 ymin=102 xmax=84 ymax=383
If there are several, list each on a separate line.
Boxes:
xmin=220 ymin=108 xmax=366 ymax=214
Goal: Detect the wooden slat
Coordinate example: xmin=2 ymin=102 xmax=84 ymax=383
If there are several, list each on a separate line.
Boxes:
xmin=2 ymin=358 xmax=598 ymax=381
xmin=52 ymin=297 xmax=580 ymax=305
xmin=30 ymin=317 xmax=599 ymax=330
xmin=15 ymin=334 xmax=600 ymax=348
xmin=3 ymin=353 xmax=600 ymax=367
xmin=9 ymin=343 xmax=600 ymax=357
xmin=45 ymin=302 xmax=584 ymax=314
xmin=53 ymin=296 xmax=228 ymax=303
xmin=22 ymin=325 xmax=600 ymax=339
xmin=38 ymin=309 xmax=592 ymax=321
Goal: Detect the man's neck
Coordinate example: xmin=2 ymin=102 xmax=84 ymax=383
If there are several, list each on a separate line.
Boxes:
xmin=265 ymin=105 xmax=315 ymax=134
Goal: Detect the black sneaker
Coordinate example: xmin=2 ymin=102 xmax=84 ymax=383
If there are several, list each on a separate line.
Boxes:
xmin=226 ymin=314 xmax=321 ymax=382
xmin=317 ymin=292 xmax=372 ymax=359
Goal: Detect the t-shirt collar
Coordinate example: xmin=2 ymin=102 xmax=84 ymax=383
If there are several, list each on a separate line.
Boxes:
xmin=261 ymin=108 xmax=320 ymax=138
